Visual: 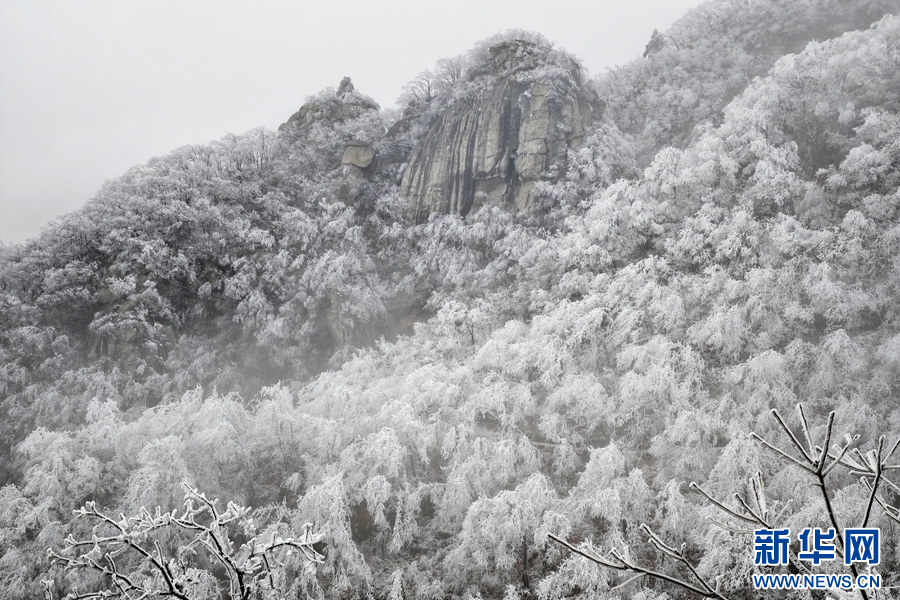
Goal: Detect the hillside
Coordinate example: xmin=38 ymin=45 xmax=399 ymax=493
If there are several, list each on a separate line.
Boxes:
xmin=2 ymin=1 xmax=900 ymax=598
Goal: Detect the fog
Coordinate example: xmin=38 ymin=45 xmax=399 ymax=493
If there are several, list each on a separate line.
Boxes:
xmin=0 ymin=0 xmax=703 ymax=244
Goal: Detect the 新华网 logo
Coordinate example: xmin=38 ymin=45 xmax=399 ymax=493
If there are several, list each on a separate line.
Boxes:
xmin=752 ymin=527 xmax=881 ymax=591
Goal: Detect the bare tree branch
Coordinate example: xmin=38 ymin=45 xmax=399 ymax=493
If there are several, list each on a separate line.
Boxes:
xmin=47 ymin=484 xmax=323 ymax=600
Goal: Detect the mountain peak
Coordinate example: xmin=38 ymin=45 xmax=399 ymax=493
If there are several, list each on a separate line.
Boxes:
xmin=400 ymin=34 xmax=604 ymax=223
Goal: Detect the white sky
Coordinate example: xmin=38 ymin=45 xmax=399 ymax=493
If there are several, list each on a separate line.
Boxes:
xmin=0 ymin=0 xmax=704 ymax=245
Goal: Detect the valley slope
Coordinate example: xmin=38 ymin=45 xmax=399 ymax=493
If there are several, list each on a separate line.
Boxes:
xmin=2 ymin=1 xmax=900 ymax=598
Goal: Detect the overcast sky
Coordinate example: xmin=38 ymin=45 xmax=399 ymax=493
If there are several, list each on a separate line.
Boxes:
xmin=0 ymin=0 xmax=704 ymax=245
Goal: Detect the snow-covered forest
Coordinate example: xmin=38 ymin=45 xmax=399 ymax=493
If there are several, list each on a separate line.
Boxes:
xmin=2 ymin=1 xmax=900 ymax=598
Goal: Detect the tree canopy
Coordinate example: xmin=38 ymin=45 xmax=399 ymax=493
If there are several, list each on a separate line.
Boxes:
xmin=2 ymin=2 xmax=900 ymax=598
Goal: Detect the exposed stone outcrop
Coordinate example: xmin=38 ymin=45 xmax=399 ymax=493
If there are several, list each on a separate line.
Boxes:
xmin=400 ymin=40 xmax=604 ymax=223
xmin=279 ymin=77 xmax=379 ymax=134
xmin=341 ymin=139 xmax=375 ymax=169
xmin=643 ymin=29 xmax=666 ymax=57
xmin=279 ymin=78 xmax=381 ymax=204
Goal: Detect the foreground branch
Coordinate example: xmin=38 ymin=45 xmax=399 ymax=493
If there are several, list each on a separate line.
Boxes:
xmin=548 ymin=530 xmax=728 ymax=599
xmin=551 ymin=403 xmax=900 ymax=599
xmin=46 ymin=484 xmax=323 ymax=600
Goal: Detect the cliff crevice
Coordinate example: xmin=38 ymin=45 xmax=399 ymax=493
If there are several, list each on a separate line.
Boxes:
xmin=400 ymin=40 xmax=604 ymax=223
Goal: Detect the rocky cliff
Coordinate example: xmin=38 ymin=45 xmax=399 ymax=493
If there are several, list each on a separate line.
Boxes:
xmin=280 ymin=76 xmax=379 ymax=135
xmin=400 ymin=39 xmax=604 ymax=223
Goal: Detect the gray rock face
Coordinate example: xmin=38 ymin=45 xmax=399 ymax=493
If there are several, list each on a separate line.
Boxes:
xmin=279 ymin=77 xmax=379 ymax=137
xmin=341 ymin=139 xmax=375 ymax=169
xmin=400 ymin=40 xmax=604 ymax=223
xmin=278 ymin=79 xmax=380 ymax=203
